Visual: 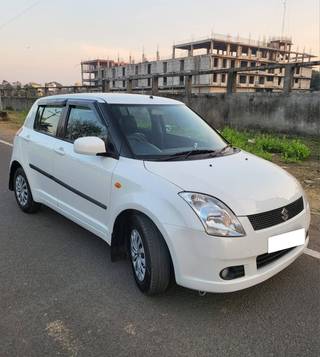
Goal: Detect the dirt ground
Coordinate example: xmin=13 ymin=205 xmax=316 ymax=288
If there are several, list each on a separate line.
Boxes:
xmin=273 ymin=157 xmax=320 ymax=215
xmin=0 ymin=122 xmax=19 ymax=143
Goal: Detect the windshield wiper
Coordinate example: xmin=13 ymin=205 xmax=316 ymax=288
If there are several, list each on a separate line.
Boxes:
xmin=160 ymin=149 xmax=217 ymax=161
xmin=214 ymin=144 xmax=233 ymax=156
xmin=144 ymin=146 xmax=233 ymax=162
xmin=183 ymin=149 xmax=217 ymax=160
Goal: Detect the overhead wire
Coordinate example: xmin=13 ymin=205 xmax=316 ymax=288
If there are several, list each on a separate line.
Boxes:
xmin=0 ymin=0 xmax=44 ymax=32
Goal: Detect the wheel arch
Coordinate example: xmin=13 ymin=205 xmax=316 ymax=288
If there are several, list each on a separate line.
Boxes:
xmin=9 ymin=160 xmax=22 ymax=191
xmin=110 ymin=208 xmax=176 ymax=280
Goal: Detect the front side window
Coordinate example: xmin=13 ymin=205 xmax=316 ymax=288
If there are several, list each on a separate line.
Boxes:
xmin=35 ymin=106 xmax=63 ymax=136
xmin=109 ymin=104 xmax=227 ymax=160
xmin=65 ymin=106 xmax=108 ymax=142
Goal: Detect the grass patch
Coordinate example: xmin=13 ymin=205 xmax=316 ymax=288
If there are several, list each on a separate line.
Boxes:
xmin=221 ymin=127 xmax=311 ymax=163
xmin=6 ymin=110 xmax=28 ymax=126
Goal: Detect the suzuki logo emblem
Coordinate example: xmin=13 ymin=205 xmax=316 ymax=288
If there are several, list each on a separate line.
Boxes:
xmin=281 ymin=208 xmax=289 ymax=221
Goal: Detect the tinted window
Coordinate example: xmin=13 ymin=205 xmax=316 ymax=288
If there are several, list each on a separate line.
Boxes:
xmin=109 ymin=104 xmax=226 ymax=159
xmin=65 ymin=107 xmax=108 ymax=142
xmin=35 ymin=106 xmax=63 ymax=136
xmin=127 ymin=106 xmax=151 ymax=131
xmin=159 ymin=106 xmax=212 ymax=142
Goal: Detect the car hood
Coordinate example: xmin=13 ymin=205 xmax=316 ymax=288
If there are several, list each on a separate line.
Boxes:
xmin=144 ymin=151 xmax=302 ymax=216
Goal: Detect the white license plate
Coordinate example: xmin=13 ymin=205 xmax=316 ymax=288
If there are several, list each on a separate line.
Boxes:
xmin=268 ymin=228 xmax=305 ymax=253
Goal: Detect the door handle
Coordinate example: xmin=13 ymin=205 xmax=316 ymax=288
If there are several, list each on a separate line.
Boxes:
xmin=54 ymin=147 xmax=65 ymax=156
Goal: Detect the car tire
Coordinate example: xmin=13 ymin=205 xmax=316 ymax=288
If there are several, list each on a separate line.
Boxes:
xmin=13 ymin=167 xmax=40 ymax=213
xmin=129 ymin=214 xmax=171 ymax=295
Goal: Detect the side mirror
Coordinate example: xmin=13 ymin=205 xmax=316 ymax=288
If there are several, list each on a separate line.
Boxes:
xmin=73 ymin=136 xmax=106 ymax=156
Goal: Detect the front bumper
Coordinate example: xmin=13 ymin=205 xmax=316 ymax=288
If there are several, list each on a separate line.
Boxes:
xmin=164 ymin=208 xmax=310 ymax=293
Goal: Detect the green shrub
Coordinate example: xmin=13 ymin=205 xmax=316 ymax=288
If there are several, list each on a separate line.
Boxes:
xmin=221 ymin=127 xmax=310 ymax=163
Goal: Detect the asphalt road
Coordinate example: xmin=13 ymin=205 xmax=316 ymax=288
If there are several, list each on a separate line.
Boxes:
xmin=0 ymin=142 xmax=319 ymax=357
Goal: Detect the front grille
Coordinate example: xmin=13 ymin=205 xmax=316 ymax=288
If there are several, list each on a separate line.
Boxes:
xmin=256 ymin=247 xmax=294 ymax=269
xmin=248 ymin=197 xmax=304 ymax=231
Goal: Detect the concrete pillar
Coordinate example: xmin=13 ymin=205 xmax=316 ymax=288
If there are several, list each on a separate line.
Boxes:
xmin=237 ymin=45 xmax=242 ymax=57
xmin=152 ymin=76 xmax=159 ymax=95
xmin=81 ymin=63 xmax=84 ymax=85
xmin=283 ymin=64 xmax=294 ymax=93
xmin=127 ymin=79 xmax=133 ymax=93
xmin=102 ymin=79 xmax=110 ymax=92
xmin=248 ymin=47 xmax=252 ymax=58
xmin=185 ymin=75 xmax=193 ymax=96
xmin=172 ymin=46 xmax=176 ymax=59
xmin=227 ymin=43 xmax=231 ymax=56
xmin=226 ymin=70 xmax=237 ymax=94
xmin=210 ymin=40 xmax=214 ymax=54
xmin=188 ymin=45 xmax=194 ymax=57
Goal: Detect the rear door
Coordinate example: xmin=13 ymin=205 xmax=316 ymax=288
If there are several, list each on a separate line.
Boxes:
xmin=23 ymin=101 xmax=66 ymax=208
xmin=53 ymin=100 xmax=118 ymax=239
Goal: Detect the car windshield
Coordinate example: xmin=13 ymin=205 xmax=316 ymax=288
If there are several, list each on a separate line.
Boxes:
xmin=109 ymin=104 xmax=228 ymax=160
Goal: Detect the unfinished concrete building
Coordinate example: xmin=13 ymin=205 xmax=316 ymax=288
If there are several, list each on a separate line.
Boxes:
xmin=81 ymin=59 xmax=127 ymax=86
xmin=81 ymin=34 xmax=315 ymax=93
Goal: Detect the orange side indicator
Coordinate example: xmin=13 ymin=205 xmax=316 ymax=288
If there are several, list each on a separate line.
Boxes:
xmin=114 ymin=182 xmax=122 ymax=189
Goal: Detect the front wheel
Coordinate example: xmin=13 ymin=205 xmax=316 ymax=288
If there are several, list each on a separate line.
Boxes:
xmin=129 ymin=214 xmax=171 ymax=295
xmin=13 ymin=167 xmax=40 ymax=213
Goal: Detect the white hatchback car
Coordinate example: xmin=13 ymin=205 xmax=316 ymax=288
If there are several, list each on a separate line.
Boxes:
xmin=9 ymin=93 xmax=310 ymax=295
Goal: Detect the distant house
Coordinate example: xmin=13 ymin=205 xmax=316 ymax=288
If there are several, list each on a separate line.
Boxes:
xmin=45 ymin=81 xmax=63 ymax=93
xmin=26 ymin=82 xmax=42 ymax=88
xmin=25 ymin=82 xmax=43 ymax=96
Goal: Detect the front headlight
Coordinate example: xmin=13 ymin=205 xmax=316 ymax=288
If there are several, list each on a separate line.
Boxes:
xmin=179 ymin=192 xmax=245 ymax=237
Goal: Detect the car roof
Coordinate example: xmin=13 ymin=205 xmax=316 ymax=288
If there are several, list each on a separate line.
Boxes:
xmin=37 ymin=93 xmax=183 ymax=105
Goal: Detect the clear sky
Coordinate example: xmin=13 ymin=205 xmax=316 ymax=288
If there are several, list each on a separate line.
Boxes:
xmin=0 ymin=0 xmax=318 ymax=85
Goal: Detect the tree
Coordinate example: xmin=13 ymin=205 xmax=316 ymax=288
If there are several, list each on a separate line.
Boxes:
xmin=1 ymin=80 xmax=12 ymax=89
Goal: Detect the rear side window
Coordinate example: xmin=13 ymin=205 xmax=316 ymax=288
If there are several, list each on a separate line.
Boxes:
xmin=65 ymin=106 xmax=108 ymax=142
xmin=34 ymin=106 xmax=63 ymax=136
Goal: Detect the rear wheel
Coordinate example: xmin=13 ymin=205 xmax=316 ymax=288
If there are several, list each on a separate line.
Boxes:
xmin=129 ymin=214 xmax=171 ymax=295
xmin=14 ymin=167 xmax=40 ymax=213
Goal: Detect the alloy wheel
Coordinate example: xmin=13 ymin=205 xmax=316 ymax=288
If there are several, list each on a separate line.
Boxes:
xmin=15 ymin=175 xmax=28 ymax=206
xmin=130 ymin=229 xmax=146 ymax=281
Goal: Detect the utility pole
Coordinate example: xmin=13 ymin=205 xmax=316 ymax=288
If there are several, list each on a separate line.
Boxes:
xmin=281 ymin=0 xmax=287 ymax=37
